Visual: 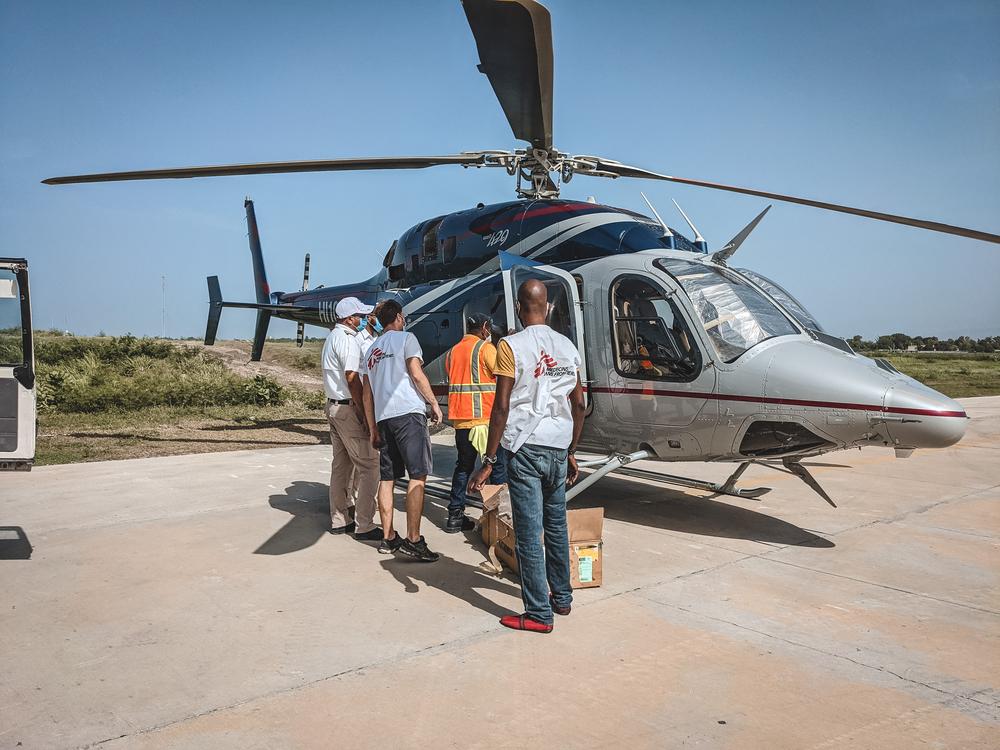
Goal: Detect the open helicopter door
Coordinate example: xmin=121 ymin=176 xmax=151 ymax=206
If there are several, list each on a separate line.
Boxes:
xmin=0 ymin=259 xmax=35 ymax=471
xmin=501 ymin=261 xmax=588 ymax=401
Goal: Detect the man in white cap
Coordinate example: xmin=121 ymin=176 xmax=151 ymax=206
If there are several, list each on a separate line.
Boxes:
xmin=321 ymin=296 xmax=382 ymax=540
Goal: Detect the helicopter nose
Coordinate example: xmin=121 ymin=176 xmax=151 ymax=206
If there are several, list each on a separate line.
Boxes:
xmin=883 ymin=383 xmax=967 ymax=449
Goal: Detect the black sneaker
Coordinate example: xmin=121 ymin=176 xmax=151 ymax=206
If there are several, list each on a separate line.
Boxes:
xmin=399 ymin=536 xmax=440 ymax=562
xmin=329 ymin=522 xmax=356 ymax=535
xmin=355 ymin=527 xmax=384 ymax=542
xmin=377 ymin=531 xmax=404 ymax=555
xmin=444 ymin=511 xmax=476 ymax=534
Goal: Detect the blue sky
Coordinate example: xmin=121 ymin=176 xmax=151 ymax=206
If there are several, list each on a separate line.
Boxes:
xmin=1 ymin=0 xmax=998 ymax=341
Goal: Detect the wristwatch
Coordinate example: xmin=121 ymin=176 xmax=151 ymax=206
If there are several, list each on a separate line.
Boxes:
xmin=482 ymin=454 xmax=499 ymax=466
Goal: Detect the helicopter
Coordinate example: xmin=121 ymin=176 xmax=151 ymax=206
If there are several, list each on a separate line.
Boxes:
xmin=43 ymin=0 xmax=997 ymax=505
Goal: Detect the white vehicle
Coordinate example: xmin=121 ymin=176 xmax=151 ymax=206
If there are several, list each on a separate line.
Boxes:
xmin=0 ymin=258 xmax=35 ymax=471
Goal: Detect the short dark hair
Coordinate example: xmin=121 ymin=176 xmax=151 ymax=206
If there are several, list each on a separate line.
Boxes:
xmin=377 ymin=299 xmax=403 ymax=327
xmin=466 ymin=312 xmax=491 ymax=333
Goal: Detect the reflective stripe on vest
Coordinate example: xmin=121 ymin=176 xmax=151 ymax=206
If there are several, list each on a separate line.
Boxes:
xmin=446 ymin=336 xmax=496 ymax=422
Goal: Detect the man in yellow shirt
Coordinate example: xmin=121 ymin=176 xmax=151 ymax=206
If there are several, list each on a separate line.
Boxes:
xmin=444 ymin=313 xmax=507 ymax=532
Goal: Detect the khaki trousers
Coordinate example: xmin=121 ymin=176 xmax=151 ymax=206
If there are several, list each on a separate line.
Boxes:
xmin=326 ymin=402 xmax=379 ymax=533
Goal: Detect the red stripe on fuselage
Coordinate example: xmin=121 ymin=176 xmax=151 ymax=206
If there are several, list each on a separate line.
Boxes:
xmin=587 ymin=386 xmax=966 ymax=419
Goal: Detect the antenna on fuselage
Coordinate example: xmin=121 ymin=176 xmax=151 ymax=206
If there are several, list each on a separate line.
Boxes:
xmin=640 ymin=192 xmax=674 ymax=247
xmin=711 ymin=206 xmax=771 ymax=267
xmin=296 ymin=252 xmax=311 ymax=348
xmin=672 ymin=199 xmax=707 ymax=253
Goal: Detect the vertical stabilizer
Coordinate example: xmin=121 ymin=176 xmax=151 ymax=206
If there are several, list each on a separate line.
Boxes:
xmin=245 ymin=198 xmax=271 ymax=305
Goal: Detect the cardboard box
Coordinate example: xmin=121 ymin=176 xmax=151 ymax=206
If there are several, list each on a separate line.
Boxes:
xmin=568 ymin=507 xmax=604 ymax=589
xmin=474 ymin=484 xmax=604 ymax=589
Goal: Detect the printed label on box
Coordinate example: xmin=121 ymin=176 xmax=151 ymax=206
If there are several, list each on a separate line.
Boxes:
xmin=578 ymin=555 xmax=593 ymax=583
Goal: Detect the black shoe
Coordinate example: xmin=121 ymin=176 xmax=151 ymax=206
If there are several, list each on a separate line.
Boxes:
xmin=329 ymin=522 xmax=356 ymax=535
xmin=444 ymin=510 xmax=476 ymax=534
xmin=377 ymin=531 xmax=404 ymax=555
xmin=355 ymin=527 xmax=384 ymax=542
xmin=399 ymin=536 xmax=440 ymax=562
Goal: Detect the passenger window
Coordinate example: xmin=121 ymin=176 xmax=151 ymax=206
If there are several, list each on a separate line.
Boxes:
xmin=463 ymin=279 xmax=508 ymax=344
xmin=611 ymin=276 xmax=699 ymax=381
xmin=423 ymin=220 xmax=441 ymax=261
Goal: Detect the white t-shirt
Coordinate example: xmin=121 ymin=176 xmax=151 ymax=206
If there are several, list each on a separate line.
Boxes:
xmin=499 ymin=325 xmax=581 ymax=452
xmin=321 ymin=324 xmax=362 ymax=400
xmin=357 ymin=327 xmax=376 ymax=353
xmin=362 ymin=330 xmax=428 ymax=423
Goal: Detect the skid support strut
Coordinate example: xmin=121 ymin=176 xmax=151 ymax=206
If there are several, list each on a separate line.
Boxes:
xmin=566 ymin=450 xmax=650 ymax=501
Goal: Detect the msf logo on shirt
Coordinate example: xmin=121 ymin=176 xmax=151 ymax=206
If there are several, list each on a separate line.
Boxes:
xmin=367 ymin=347 xmax=393 ymax=371
xmin=533 ymin=349 xmax=574 ymax=379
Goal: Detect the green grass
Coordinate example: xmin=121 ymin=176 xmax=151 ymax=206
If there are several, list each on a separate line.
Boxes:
xmin=865 ymin=352 xmax=1000 ymax=398
xmin=35 ymin=334 xmax=290 ymax=413
xmin=30 ymin=334 xmax=327 ymax=465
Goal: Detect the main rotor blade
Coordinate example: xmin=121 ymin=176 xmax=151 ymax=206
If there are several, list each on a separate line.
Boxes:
xmin=587 ymin=160 xmax=1000 ymax=245
xmin=462 ymin=0 xmax=553 ymax=150
xmin=42 ymin=154 xmax=486 ymax=185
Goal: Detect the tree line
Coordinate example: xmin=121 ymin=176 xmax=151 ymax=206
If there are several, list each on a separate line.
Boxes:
xmin=848 ymin=334 xmax=999 ymax=352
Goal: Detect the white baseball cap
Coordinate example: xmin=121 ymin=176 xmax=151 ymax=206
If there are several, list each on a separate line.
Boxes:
xmin=335 ymin=296 xmax=374 ymax=319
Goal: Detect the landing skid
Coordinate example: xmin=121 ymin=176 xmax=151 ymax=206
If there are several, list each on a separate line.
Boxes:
xmin=568 ymin=454 xmax=771 ymax=502
xmin=614 ymin=462 xmax=771 ymax=501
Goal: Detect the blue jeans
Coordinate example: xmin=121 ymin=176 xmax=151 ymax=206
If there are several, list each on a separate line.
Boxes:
xmin=505 ymin=443 xmax=573 ymax=625
xmin=449 ymin=428 xmax=508 ymax=513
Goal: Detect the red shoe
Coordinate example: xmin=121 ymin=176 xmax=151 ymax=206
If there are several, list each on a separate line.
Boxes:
xmin=500 ymin=614 xmax=553 ymax=633
xmin=549 ymin=593 xmax=571 ymax=616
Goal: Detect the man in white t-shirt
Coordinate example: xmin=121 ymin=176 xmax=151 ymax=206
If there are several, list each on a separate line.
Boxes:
xmin=321 ymin=296 xmax=381 ymax=540
xmin=469 ymin=279 xmax=586 ymax=634
xmin=361 ymin=299 xmax=444 ymax=562
xmin=350 ymin=302 xmax=384 ymax=500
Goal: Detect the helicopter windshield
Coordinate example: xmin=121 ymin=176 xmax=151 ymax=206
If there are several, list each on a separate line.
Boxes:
xmin=735 ymin=269 xmax=824 ymax=332
xmin=656 ymin=259 xmax=799 ymax=363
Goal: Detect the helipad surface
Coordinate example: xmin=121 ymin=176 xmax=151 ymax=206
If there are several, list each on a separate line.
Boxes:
xmin=1 ymin=398 xmax=998 ymax=749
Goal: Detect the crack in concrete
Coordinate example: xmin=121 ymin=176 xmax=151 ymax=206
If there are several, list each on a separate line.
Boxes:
xmin=652 ymin=600 xmax=996 ymax=712
xmin=758 ymin=557 xmax=1000 ymax=616
xmin=78 ymin=625 xmax=507 ymax=749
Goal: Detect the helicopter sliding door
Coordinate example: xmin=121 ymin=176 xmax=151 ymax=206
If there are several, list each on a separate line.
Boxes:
xmin=0 ymin=259 xmax=34 ymax=470
xmin=501 ymin=263 xmax=588 ymax=394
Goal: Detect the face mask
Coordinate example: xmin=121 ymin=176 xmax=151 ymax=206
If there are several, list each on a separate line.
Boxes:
xmin=372 ymin=318 xmax=383 ymax=334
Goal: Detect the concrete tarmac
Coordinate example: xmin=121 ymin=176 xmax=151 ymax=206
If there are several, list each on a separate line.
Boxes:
xmin=1 ymin=397 xmax=998 ymax=749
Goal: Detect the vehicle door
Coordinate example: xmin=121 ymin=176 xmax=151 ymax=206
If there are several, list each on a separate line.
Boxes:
xmin=604 ymin=269 xmax=716 ymax=428
xmin=0 ymin=259 xmax=35 ymax=470
xmin=501 ymin=263 xmax=588 ymax=402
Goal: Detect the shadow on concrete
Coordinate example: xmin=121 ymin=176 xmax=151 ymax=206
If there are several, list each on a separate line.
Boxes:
xmin=67 ymin=431 xmax=322 ymax=448
xmin=571 ymin=474 xmax=834 ymax=548
xmin=255 ymin=481 xmax=331 ymax=555
xmin=380 ymin=553 xmax=520 ymax=618
xmin=198 ymin=418 xmax=329 ymax=442
xmin=0 ymin=526 xmax=32 ymax=560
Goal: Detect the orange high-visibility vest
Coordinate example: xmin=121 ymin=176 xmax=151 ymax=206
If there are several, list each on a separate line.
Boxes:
xmin=445 ymin=335 xmax=496 ymax=427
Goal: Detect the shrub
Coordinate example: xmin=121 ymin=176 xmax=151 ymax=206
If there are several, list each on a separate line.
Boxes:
xmin=34 ymin=336 xmax=288 ymax=413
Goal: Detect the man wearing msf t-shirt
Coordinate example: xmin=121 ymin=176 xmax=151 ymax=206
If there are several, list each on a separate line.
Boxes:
xmin=361 ymin=299 xmax=444 ymax=562
xmin=469 ymin=279 xmax=587 ymax=634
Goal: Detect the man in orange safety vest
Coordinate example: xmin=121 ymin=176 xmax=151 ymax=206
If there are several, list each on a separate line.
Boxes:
xmin=444 ymin=313 xmax=508 ymax=533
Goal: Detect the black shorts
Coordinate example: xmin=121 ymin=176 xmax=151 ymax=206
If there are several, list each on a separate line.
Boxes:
xmin=377 ymin=412 xmax=433 ymax=481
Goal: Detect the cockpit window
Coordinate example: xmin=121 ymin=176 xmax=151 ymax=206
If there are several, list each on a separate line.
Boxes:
xmin=611 ymin=275 xmax=700 ymax=381
xmin=656 ymin=259 xmax=799 ymax=363
xmin=735 ymin=269 xmax=824 ymax=333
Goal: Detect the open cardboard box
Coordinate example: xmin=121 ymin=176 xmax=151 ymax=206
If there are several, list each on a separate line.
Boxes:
xmin=476 ymin=483 xmax=603 ymax=589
